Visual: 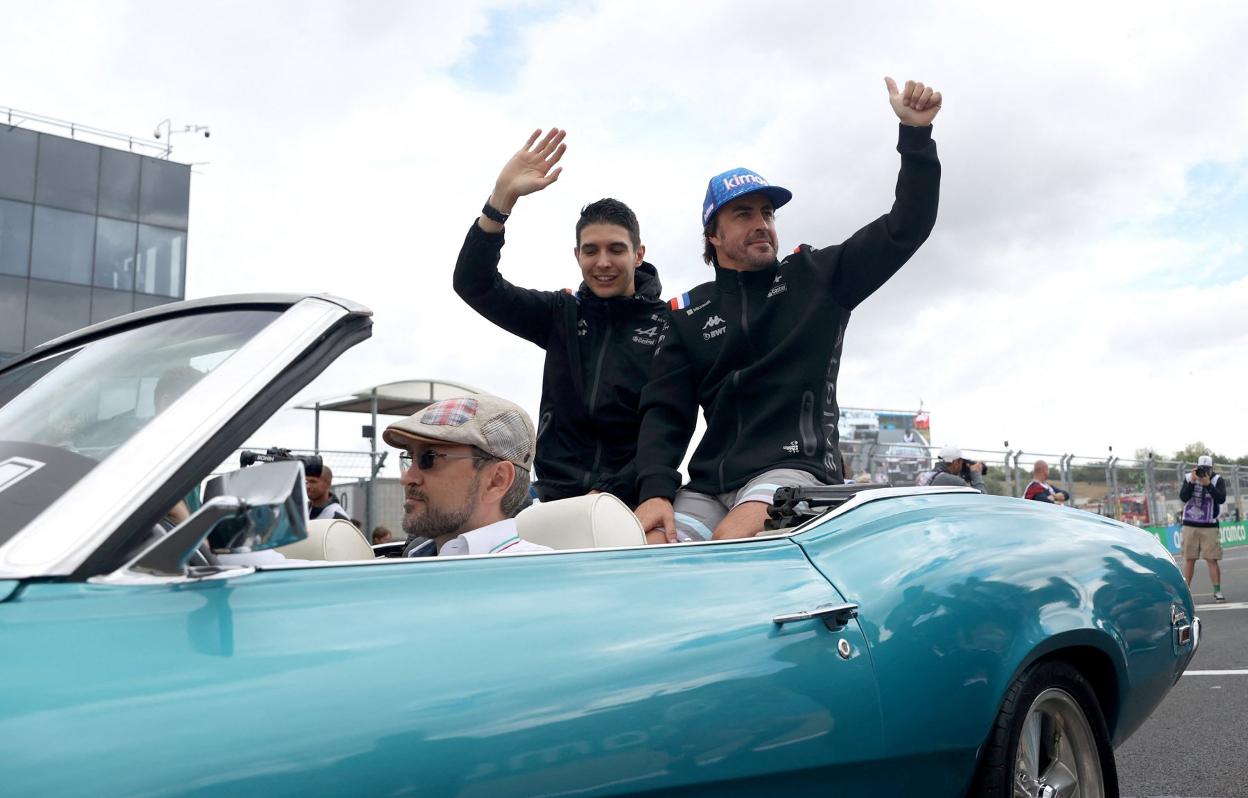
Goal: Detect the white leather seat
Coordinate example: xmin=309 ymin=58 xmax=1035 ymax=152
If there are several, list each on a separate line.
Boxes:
xmin=276 ymin=518 xmax=375 ymax=561
xmin=515 ymin=494 xmax=646 ymax=550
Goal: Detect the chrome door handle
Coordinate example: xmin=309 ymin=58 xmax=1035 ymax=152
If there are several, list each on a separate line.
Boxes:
xmin=773 ymin=602 xmax=859 ymax=630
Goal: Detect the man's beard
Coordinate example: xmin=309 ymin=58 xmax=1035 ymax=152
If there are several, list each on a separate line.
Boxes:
xmin=402 ymin=473 xmax=481 ymax=540
xmin=726 ymin=236 xmax=777 ymax=269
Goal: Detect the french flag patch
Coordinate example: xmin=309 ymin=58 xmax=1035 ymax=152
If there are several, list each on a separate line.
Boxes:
xmin=669 ymin=292 xmax=691 ymax=311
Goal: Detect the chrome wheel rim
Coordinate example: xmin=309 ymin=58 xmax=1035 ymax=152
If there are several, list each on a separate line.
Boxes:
xmin=1012 ymin=687 xmax=1104 ymax=798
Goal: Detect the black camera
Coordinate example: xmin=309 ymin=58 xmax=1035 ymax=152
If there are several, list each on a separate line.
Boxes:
xmin=239 ymin=447 xmax=323 ymax=478
xmin=1195 ymin=465 xmax=1212 ymax=479
xmin=960 ymin=460 xmax=990 ymax=479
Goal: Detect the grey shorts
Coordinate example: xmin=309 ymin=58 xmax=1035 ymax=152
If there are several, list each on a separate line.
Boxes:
xmin=673 ymin=468 xmax=828 ymax=541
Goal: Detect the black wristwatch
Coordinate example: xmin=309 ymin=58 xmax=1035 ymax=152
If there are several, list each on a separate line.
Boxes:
xmin=481 ymin=200 xmax=510 ymax=224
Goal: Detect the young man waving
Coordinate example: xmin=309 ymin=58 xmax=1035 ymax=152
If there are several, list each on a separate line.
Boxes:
xmin=454 ymin=129 xmax=667 ymax=505
xmin=636 ymin=77 xmax=943 ymax=541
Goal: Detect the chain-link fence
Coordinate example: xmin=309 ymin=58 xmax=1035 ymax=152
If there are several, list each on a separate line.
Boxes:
xmin=840 ymin=439 xmax=1246 ymax=527
xmin=207 ymin=440 xmax=1246 ymax=535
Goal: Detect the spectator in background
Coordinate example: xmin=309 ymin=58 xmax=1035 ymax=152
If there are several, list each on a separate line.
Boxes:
xmin=1181 ymin=454 xmax=1227 ymax=602
xmin=306 ymin=464 xmax=350 ymax=521
xmin=917 ymin=445 xmax=985 ymax=492
xmin=371 ymin=525 xmax=394 ymax=545
xmin=1024 ymin=460 xmax=1070 ymax=505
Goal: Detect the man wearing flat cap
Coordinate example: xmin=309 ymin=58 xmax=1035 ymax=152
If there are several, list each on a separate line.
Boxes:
xmin=383 ymin=395 xmax=549 ymax=556
xmin=635 ymin=76 xmax=943 ymax=542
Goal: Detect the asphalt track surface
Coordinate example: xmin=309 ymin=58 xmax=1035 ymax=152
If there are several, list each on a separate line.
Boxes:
xmin=1117 ymin=545 xmax=1248 ymax=798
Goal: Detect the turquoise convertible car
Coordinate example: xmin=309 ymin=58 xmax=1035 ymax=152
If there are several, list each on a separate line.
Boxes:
xmin=0 ymin=295 xmax=1200 ymax=797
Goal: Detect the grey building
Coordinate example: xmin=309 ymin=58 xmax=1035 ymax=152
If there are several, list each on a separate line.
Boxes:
xmin=0 ymin=125 xmax=190 ymax=365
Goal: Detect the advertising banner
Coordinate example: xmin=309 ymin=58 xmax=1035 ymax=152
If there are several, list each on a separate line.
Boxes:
xmin=1144 ymin=520 xmax=1248 ymax=555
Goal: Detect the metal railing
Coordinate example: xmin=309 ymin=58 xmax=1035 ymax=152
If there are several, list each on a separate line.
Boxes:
xmin=839 ymin=437 xmax=1245 ymax=526
xmin=1 ymin=105 xmax=167 ymax=157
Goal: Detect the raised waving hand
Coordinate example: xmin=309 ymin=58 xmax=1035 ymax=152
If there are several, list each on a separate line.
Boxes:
xmin=487 ymin=128 xmax=568 ymax=219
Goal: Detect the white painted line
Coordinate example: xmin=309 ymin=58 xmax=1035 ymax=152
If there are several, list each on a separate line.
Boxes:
xmin=1183 ymin=669 xmax=1248 ymax=676
xmin=1194 ymin=601 xmax=1248 ymax=610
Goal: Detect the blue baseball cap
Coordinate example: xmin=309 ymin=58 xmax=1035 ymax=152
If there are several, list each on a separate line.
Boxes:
xmin=702 ymin=167 xmax=793 ymax=227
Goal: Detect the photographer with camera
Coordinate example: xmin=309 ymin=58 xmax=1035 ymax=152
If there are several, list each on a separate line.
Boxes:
xmin=1180 ymin=454 xmax=1228 ymax=602
xmin=240 ymin=448 xmax=350 ymax=522
xmin=917 ymin=445 xmax=986 ymax=492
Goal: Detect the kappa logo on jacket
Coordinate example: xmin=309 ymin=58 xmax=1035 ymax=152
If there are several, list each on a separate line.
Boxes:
xmin=577 ymin=319 xmax=588 ymax=337
xmin=702 ymin=315 xmax=728 ymax=341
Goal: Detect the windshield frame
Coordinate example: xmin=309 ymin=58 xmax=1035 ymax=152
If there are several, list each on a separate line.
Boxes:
xmin=0 ymin=295 xmax=368 ymax=579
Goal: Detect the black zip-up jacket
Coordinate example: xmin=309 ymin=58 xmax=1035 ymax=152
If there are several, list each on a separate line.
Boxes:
xmin=453 ymin=221 xmax=666 ymax=504
xmin=637 ymin=124 xmax=940 ymax=502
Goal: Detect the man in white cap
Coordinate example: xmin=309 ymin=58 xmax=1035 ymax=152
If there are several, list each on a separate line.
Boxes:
xmin=1180 ymin=454 xmax=1227 ymax=602
xmin=917 ymin=445 xmax=985 ymax=492
xmin=382 ymin=395 xmax=550 ymax=556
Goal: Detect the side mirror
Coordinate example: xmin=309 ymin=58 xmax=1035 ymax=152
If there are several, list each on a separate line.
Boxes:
xmin=118 ymin=461 xmax=308 ymax=579
xmin=200 ymin=460 xmax=308 ymax=553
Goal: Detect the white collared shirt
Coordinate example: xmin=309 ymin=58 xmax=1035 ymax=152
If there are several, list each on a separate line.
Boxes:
xmin=437 ymin=518 xmax=551 ymax=556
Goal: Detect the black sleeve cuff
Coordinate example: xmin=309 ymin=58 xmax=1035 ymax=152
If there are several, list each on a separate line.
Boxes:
xmin=897 ymin=122 xmax=933 ymax=151
xmin=469 ymin=218 xmax=506 ymax=243
xmin=638 ymin=474 xmax=680 ymax=504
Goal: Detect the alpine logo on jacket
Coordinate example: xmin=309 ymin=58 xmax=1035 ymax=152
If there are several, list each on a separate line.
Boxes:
xmin=632 ymin=325 xmax=659 ymax=346
xmin=767 ymin=272 xmax=787 ymax=299
xmin=702 ymin=315 xmax=727 ymax=341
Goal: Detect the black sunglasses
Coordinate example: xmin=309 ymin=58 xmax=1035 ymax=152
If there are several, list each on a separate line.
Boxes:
xmin=399 ymin=449 xmax=495 ymax=473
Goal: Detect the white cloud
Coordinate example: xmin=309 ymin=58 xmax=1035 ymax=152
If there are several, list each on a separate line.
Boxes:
xmin=13 ymin=0 xmax=1248 ymax=465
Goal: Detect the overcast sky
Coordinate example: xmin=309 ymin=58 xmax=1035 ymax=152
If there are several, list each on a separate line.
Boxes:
xmin=10 ymin=0 xmax=1248 ymax=472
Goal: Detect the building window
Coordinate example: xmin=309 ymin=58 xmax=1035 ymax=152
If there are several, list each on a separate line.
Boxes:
xmin=93 ymin=218 xmax=137 ymax=291
xmin=25 ymin=280 xmax=91 ymax=349
xmin=136 ymin=224 xmax=185 ymax=297
xmin=0 ymin=199 xmax=32 ymax=277
xmin=35 ymin=135 xmax=100 ymax=215
xmin=30 ymin=206 xmax=95 ymax=285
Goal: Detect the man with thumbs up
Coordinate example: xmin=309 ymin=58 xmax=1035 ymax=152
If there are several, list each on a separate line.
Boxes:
xmin=635 ymin=77 xmax=943 ymax=542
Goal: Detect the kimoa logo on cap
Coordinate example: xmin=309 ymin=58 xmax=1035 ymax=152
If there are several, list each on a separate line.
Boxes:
xmin=722 ymin=173 xmax=767 ymax=191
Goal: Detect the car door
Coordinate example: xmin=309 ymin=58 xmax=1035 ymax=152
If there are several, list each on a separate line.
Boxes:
xmin=1 ymin=536 xmax=887 ymax=797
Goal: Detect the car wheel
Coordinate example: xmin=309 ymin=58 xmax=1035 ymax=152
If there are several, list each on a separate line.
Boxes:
xmin=970 ymin=660 xmax=1117 ymax=798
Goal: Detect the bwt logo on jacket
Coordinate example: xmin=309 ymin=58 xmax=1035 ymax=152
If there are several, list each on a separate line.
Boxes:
xmin=702 ymin=315 xmax=727 ymax=340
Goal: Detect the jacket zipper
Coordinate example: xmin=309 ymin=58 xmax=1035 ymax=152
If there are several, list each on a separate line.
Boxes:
xmin=583 ymin=306 xmax=612 ymax=488
xmin=718 ymin=273 xmax=754 ymax=493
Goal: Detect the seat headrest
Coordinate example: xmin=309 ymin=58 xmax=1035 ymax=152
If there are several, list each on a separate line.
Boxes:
xmin=276 ymin=518 xmax=374 ymax=561
xmin=515 ymin=494 xmax=646 ymax=550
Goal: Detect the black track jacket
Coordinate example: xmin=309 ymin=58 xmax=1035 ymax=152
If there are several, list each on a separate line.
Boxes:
xmin=454 ymin=221 xmax=666 ymax=504
xmin=636 ymin=124 xmax=940 ymax=502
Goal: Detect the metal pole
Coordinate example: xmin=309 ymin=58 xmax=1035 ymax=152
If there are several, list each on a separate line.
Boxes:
xmin=1145 ymin=456 xmax=1158 ymax=526
xmin=313 ymin=402 xmax=321 ymax=456
xmin=1232 ymin=465 xmax=1243 ymax=523
xmin=1004 ymin=449 xmax=1014 ymax=497
xmin=1062 ymin=454 xmax=1075 ymax=504
xmin=367 ymin=389 xmax=378 ymax=536
xmin=1109 ymin=456 xmax=1120 ymax=519
xmin=1014 ymin=451 xmax=1025 ymax=497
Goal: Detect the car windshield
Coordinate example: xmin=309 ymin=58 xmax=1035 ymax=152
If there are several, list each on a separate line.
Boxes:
xmin=0 ymin=310 xmax=280 ymax=544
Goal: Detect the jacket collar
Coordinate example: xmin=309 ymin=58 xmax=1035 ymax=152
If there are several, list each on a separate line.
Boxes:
xmin=577 ymin=261 xmax=663 ymax=305
xmin=713 ymin=260 xmax=779 ymax=292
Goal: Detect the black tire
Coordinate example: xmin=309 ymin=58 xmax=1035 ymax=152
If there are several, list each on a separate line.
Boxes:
xmin=969 ymin=660 xmax=1118 ymax=797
